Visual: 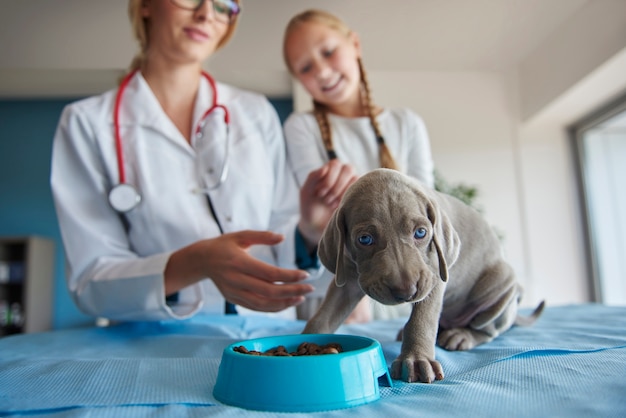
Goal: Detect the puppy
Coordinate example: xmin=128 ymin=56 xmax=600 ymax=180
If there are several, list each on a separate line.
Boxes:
xmin=303 ymin=168 xmax=544 ymax=383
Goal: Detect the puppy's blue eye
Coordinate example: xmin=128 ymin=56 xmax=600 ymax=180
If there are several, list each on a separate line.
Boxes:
xmin=358 ymin=234 xmax=374 ymax=246
xmin=414 ymin=227 xmax=427 ymax=239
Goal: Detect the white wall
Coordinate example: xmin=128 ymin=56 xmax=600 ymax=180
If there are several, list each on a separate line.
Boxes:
xmin=516 ymin=1 xmax=626 ymax=306
xmin=518 ymin=47 xmax=626 ymax=306
xmin=0 ymin=0 xmax=130 ymax=98
xmin=519 ymin=0 xmax=626 ymax=122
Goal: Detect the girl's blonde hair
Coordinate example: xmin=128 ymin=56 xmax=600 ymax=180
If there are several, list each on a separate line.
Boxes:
xmin=127 ymin=0 xmax=240 ymax=73
xmin=283 ymin=9 xmax=398 ymax=170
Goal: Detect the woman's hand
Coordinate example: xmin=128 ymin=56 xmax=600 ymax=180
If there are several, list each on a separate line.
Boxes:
xmin=298 ymin=159 xmax=358 ymax=248
xmin=165 ymin=231 xmax=314 ymax=312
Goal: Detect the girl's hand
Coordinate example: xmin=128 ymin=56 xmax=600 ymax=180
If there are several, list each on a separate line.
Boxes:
xmin=165 ymin=231 xmax=314 ymax=312
xmin=298 ymin=160 xmax=358 ymax=247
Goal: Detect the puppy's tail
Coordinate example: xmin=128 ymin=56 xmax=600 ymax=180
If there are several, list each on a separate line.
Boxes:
xmin=514 ymin=300 xmax=545 ymax=327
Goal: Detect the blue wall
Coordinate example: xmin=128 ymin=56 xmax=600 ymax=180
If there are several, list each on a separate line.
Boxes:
xmin=0 ymin=96 xmax=293 ymax=329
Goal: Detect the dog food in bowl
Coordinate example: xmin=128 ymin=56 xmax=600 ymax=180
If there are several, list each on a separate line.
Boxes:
xmin=233 ymin=342 xmax=343 ymax=356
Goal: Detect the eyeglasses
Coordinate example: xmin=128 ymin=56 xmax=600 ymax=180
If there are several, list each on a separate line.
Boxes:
xmin=170 ymin=0 xmax=240 ymax=24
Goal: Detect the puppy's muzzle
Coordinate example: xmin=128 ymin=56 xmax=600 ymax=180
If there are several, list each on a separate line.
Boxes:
xmin=390 ymin=283 xmax=419 ymax=303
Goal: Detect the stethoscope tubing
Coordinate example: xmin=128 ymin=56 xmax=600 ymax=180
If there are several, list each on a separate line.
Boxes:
xmin=110 ymin=70 xmax=230 ymax=212
xmin=114 ymin=70 xmax=137 ymax=185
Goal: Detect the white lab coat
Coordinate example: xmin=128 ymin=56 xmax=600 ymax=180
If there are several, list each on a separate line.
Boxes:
xmin=51 ymin=72 xmax=301 ymax=321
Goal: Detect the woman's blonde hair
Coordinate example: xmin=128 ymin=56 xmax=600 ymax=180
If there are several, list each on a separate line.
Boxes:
xmin=283 ymin=9 xmax=398 ymax=170
xmin=127 ymin=0 xmax=240 ymax=73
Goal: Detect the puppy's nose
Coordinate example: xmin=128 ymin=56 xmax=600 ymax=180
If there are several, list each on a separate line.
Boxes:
xmin=391 ymin=284 xmax=418 ymax=302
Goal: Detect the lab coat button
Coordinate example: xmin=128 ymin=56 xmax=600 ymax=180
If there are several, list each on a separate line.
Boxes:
xmin=225 ymin=216 xmax=232 ymax=222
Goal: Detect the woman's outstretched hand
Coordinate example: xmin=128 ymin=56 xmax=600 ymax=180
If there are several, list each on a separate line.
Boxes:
xmin=165 ymin=230 xmax=314 ymax=312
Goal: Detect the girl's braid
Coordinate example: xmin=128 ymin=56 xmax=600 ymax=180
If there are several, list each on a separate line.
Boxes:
xmin=313 ymin=100 xmax=337 ymax=161
xmin=358 ymin=58 xmax=398 ymax=170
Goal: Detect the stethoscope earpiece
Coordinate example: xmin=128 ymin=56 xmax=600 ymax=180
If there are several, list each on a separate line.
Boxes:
xmin=109 ymin=183 xmax=141 ymax=213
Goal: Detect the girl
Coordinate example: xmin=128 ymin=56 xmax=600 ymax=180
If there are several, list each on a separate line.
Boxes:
xmin=283 ymin=9 xmax=435 ymax=321
xmin=50 ymin=0 xmax=329 ymax=322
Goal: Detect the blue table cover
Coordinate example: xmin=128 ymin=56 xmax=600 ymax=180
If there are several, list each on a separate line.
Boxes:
xmin=1 ymin=304 xmax=625 ymax=417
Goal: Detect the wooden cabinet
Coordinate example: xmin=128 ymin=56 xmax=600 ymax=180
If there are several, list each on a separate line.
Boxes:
xmin=0 ymin=236 xmax=54 ymax=336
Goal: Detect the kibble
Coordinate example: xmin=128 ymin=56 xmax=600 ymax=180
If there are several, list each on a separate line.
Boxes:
xmin=234 ymin=342 xmax=343 ymax=356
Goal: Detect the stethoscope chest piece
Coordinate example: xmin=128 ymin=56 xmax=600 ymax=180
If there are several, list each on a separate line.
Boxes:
xmin=109 ymin=183 xmax=141 ymax=213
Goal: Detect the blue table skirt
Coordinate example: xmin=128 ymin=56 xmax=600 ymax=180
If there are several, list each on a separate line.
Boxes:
xmin=1 ymin=304 xmax=625 ymax=417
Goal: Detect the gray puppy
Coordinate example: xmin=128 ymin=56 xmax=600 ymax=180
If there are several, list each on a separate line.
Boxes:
xmin=303 ymin=168 xmax=544 ymax=383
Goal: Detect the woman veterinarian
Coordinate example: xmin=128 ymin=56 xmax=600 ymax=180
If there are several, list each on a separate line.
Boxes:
xmin=282 ymin=9 xmax=436 ymax=322
xmin=50 ymin=0 xmax=331 ymax=322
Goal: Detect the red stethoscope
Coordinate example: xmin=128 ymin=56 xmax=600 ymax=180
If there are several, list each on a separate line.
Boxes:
xmin=109 ymin=70 xmax=231 ymax=212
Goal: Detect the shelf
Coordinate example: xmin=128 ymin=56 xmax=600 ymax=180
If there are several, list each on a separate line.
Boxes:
xmin=0 ymin=236 xmax=54 ymax=336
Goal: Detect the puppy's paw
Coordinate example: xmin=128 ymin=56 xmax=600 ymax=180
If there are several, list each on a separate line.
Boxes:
xmin=390 ymin=355 xmax=444 ymax=383
xmin=438 ymin=327 xmax=488 ymax=351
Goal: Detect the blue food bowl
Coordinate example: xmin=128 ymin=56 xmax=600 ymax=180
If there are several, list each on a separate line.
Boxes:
xmin=213 ymin=334 xmax=392 ymax=412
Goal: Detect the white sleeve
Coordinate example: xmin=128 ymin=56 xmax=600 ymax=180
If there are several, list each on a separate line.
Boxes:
xmin=283 ymin=112 xmax=327 ymax=187
xmin=403 ymin=109 xmax=435 ymax=188
xmin=50 ymin=103 xmax=202 ymax=321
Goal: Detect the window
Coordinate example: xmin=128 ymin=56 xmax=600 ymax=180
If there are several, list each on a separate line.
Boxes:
xmin=571 ymin=93 xmax=626 ymax=305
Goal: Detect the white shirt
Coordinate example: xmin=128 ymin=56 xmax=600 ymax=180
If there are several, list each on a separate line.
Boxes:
xmin=51 ymin=72 xmax=300 ymax=321
xmin=283 ymin=107 xmax=435 ymax=319
xmin=283 ymin=108 xmax=434 ymax=188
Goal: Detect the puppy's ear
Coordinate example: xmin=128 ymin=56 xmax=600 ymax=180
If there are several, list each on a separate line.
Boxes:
xmin=318 ymin=207 xmax=356 ymax=287
xmin=427 ymin=202 xmax=461 ymax=282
